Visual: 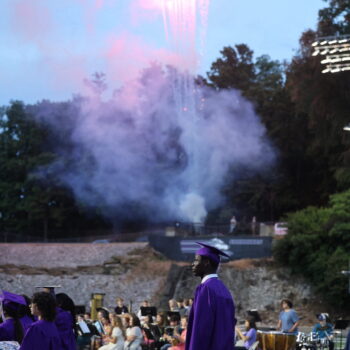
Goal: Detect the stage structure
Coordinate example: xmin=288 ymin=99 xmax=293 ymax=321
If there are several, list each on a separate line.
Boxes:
xmin=312 ymin=34 xmax=350 ymax=73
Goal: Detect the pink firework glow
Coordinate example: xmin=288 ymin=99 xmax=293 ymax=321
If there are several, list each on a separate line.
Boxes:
xmin=5 ymin=0 xmax=275 ymax=224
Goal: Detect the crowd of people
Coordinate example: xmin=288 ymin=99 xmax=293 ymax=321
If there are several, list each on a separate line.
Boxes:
xmin=0 ymin=242 xmax=349 ymax=350
xmin=0 ymin=288 xmax=76 ymax=350
xmin=76 ymin=297 xmax=191 ymax=350
xmin=0 ymin=288 xmax=349 ymax=350
xmin=0 ymin=289 xmax=194 ymax=350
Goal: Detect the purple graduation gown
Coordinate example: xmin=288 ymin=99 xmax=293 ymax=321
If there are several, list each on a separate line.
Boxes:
xmin=0 ymin=319 xmax=15 ymax=341
xmin=20 ymin=315 xmax=35 ymax=335
xmin=185 ymin=277 xmax=235 ymax=350
xmin=55 ymin=307 xmax=76 ymax=350
xmin=19 ymin=320 xmax=61 ymax=350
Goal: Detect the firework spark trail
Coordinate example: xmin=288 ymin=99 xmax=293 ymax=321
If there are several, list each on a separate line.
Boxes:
xmin=161 ymin=0 xmax=210 ymax=222
xmin=19 ymin=0 xmax=275 ymax=227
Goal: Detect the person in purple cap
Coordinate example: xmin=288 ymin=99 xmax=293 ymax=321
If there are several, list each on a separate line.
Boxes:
xmin=19 ymin=292 xmax=61 ymax=350
xmin=0 ymin=290 xmax=26 ymax=344
xmin=185 ymin=242 xmax=236 ymax=350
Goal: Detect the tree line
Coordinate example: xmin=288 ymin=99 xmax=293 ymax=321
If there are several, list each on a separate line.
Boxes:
xmin=0 ymin=0 xmax=349 ymax=309
xmin=1 ymin=1 xmax=350 ymax=232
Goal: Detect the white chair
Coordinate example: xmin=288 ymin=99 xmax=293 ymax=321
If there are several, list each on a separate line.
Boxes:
xmin=0 ymin=341 xmax=20 ymax=350
xmin=248 ymin=341 xmax=260 ymax=350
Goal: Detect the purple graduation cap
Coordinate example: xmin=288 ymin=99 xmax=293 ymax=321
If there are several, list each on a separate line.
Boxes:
xmin=195 ymin=242 xmax=230 ymax=264
xmin=0 ymin=290 xmax=26 ymax=311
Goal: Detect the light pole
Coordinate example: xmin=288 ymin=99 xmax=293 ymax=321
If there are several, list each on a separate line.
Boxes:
xmin=341 ymin=260 xmax=350 ymax=294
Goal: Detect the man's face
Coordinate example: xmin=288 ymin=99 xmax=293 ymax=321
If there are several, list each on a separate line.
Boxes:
xmin=192 ymin=254 xmax=207 ymax=277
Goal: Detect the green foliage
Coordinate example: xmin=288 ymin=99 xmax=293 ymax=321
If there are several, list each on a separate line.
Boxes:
xmin=0 ymin=101 xmax=108 ymax=240
xmin=205 ymin=0 xmax=350 ymax=223
xmin=273 ymin=191 xmax=350 ymax=309
xmin=318 ymin=0 xmax=350 ymax=35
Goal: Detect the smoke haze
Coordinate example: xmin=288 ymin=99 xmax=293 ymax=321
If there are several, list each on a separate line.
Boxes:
xmin=7 ymin=0 xmax=275 ymax=223
xmin=31 ymin=64 xmax=275 ymax=223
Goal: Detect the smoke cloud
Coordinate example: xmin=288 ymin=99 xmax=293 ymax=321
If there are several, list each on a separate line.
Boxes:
xmin=31 ymin=64 xmax=275 ymax=223
xmin=9 ymin=0 xmax=275 ymax=223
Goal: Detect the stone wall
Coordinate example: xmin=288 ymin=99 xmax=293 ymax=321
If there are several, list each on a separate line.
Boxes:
xmin=172 ymin=259 xmax=319 ymax=324
xmin=0 ymin=243 xmax=171 ymax=311
xmin=0 ymin=243 xmax=331 ymax=325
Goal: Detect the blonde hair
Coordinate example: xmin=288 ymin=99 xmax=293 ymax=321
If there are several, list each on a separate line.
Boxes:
xmin=110 ymin=313 xmax=126 ymax=338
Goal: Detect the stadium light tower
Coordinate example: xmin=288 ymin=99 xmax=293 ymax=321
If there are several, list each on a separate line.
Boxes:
xmin=313 ymin=34 xmax=350 ymax=131
xmin=312 ymin=34 xmax=350 ymax=73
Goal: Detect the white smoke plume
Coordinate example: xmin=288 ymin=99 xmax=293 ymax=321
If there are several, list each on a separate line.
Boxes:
xmin=30 ymin=64 xmax=275 ymax=223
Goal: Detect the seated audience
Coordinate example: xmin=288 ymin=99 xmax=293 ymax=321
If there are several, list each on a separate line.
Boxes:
xmin=160 ymin=314 xmax=181 ymax=350
xmin=95 ymin=310 xmax=109 ymax=335
xmin=99 ymin=313 xmax=125 ymax=350
xmin=168 ymin=300 xmax=179 ymax=313
xmin=169 ymin=316 xmax=188 ymax=350
xmin=76 ymin=314 xmax=99 ymax=350
xmin=84 ymin=312 xmax=92 ymax=323
xmin=182 ymin=299 xmax=191 ymax=317
xmin=124 ymin=313 xmax=143 ymax=350
xmin=142 ymin=315 xmax=156 ymax=348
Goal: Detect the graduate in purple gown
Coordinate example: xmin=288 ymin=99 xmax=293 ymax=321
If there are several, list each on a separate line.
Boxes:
xmin=19 ymin=292 xmax=61 ymax=350
xmin=0 ymin=291 xmax=26 ymax=344
xmin=18 ymin=295 xmax=35 ymax=335
xmin=185 ymin=243 xmax=236 ymax=350
xmin=55 ymin=293 xmax=77 ymax=350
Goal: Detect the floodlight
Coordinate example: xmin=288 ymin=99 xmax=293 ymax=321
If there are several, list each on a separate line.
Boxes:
xmin=313 ymin=34 xmax=350 ymax=74
xmin=343 ymin=125 xmax=350 ymax=131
